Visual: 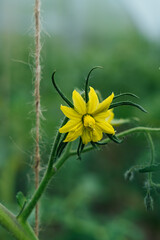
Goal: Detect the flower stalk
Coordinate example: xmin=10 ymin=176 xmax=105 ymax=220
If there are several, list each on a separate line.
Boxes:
xmin=0 ymin=204 xmax=38 ymax=240
xmin=19 ymin=142 xmax=72 ymax=222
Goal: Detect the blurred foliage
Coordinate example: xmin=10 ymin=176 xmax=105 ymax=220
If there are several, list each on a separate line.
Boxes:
xmin=0 ymin=4 xmax=160 ymax=240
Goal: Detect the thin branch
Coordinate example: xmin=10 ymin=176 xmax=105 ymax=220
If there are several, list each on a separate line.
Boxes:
xmin=145 ymin=132 xmax=155 ymax=184
xmin=0 ymin=204 xmax=38 ymax=240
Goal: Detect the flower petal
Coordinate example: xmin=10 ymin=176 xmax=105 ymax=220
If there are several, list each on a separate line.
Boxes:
xmin=72 ymin=90 xmax=86 ymax=114
xmin=92 ymin=125 xmax=103 ymax=142
xmin=94 ymin=109 xmax=114 ymax=123
xmin=81 ymin=128 xmax=92 ymax=145
xmin=60 ymin=105 xmax=81 ymax=120
xmin=64 ymin=132 xmax=79 ymax=142
xmin=64 ymin=123 xmax=83 ymax=142
xmin=97 ymin=120 xmax=115 ymax=135
xmin=93 ymin=92 xmax=114 ymax=115
xmin=106 ymin=109 xmax=114 ymax=123
xmin=87 ymin=87 xmax=99 ymax=114
xmin=59 ymin=120 xmax=81 ymax=133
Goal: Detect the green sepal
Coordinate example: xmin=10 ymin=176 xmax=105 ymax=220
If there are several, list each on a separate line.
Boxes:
xmin=109 ymin=101 xmax=147 ymax=113
xmin=57 ymin=142 xmax=68 ymax=158
xmin=95 ymin=141 xmax=108 ymax=146
xmin=56 ymin=133 xmax=68 ymax=158
xmin=144 ymin=193 xmax=154 ymax=211
xmin=91 ymin=141 xmax=100 ymax=150
xmin=77 ymin=138 xmax=85 ymax=160
xmin=16 ymin=191 xmax=27 ymax=209
xmin=139 ymin=163 xmax=160 ymax=173
xmin=52 ymin=71 xmax=74 ymax=108
xmin=85 ymin=66 xmax=102 ymax=103
xmin=114 ymin=92 xmax=139 ymax=100
xmin=107 ymin=134 xmax=123 ymax=144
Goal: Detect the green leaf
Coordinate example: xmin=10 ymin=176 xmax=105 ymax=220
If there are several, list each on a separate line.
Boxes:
xmin=16 ymin=192 xmax=27 ymax=209
xmin=139 ymin=164 xmax=160 ymax=173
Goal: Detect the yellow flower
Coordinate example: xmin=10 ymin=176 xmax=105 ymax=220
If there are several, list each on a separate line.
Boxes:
xmin=59 ymin=87 xmax=115 ymax=144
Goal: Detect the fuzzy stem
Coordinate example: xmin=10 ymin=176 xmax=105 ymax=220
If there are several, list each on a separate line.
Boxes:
xmin=18 ymin=169 xmax=53 ymax=222
xmin=19 ymin=143 xmax=71 ymax=222
xmin=48 ymin=117 xmax=68 ymax=169
xmin=34 ymin=0 xmax=41 ymax=236
xmin=19 ymin=120 xmax=68 ymax=222
xmin=146 ymin=133 xmax=155 ymax=166
xmin=0 ymin=204 xmax=38 ymax=240
xmin=145 ymin=132 xmax=155 ymax=185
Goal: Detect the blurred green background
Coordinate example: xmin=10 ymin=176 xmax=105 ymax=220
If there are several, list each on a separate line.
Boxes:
xmin=0 ymin=0 xmax=160 ymax=239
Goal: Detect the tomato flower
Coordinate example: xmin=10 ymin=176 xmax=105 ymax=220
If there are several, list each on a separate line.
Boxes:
xmin=59 ymin=87 xmax=115 ymax=144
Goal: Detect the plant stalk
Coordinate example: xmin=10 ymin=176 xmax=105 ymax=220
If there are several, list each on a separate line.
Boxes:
xmin=0 ymin=204 xmax=38 ymax=240
xmin=19 ymin=141 xmax=71 ymax=222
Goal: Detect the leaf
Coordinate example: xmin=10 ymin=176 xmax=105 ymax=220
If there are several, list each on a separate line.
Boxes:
xmin=139 ymin=164 xmax=160 ymax=173
xmin=16 ymin=192 xmax=27 ymax=209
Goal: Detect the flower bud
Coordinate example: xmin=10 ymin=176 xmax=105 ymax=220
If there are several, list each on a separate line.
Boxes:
xmin=124 ymin=169 xmax=134 ymax=181
xmin=144 ymin=193 xmax=154 ymax=211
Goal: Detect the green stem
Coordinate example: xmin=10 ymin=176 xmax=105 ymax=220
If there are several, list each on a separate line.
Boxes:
xmin=48 ymin=117 xmax=68 ymax=168
xmin=52 ymin=143 xmax=71 ymax=171
xmin=146 ymin=132 xmax=155 ymax=166
xmin=0 ymin=204 xmax=38 ymax=240
xmin=18 ymin=118 xmax=68 ymax=222
xmin=19 ymin=169 xmax=53 ymax=221
xmin=145 ymin=132 xmax=155 ymax=185
xmin=19 ymin=142 xmax=71 ymax=222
